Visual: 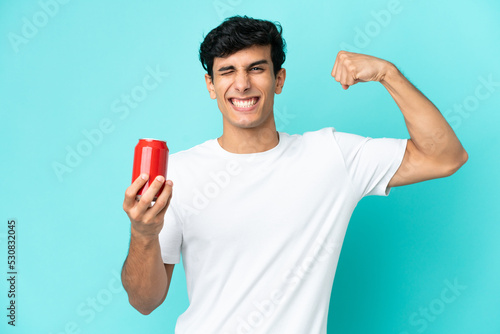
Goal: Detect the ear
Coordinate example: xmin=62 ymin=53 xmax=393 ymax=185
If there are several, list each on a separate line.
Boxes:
xmin=274 ymin=68 xmax=286 ymax=94
xmin=205 ymin=74 xmax=217 ymax=99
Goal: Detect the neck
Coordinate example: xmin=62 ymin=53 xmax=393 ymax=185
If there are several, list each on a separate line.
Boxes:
xmin=218 ymin=121 xmax=279 ymax=154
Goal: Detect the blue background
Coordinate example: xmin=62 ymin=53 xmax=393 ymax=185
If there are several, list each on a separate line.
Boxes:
xmin=1 ymin=0 xmax=499 ymax=333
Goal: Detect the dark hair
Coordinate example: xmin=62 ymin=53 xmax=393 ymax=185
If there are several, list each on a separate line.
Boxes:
xmin=199 ymin=16 xmax=286 ymax=79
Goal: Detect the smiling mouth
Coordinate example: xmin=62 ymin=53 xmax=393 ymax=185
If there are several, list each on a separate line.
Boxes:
xmin=230 ymin=97 xmax=259 ymax=108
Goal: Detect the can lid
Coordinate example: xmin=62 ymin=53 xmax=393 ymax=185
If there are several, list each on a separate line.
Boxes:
xmin=139 ymin=138 xmax=166 ymax=143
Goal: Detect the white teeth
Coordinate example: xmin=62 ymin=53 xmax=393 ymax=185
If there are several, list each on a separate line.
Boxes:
xmin=231 ymin=98 xmax=257 ymax=108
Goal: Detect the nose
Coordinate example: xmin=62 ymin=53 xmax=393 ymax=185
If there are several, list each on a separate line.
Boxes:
xmin=233 ymin=71 xmax=250 ymax=92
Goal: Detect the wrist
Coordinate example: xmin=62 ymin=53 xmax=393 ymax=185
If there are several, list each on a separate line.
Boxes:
xmin=379 ymin=62 xmax=400 ymax=85
xmin=130 ymin=227 xmax=159 ymax=246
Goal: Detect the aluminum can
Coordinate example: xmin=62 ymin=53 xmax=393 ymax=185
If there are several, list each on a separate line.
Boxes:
xmin=132 ymin=138 xmax=169 ymax=200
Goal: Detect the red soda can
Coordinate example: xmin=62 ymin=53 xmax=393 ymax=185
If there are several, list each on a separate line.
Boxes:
xmin=132 ymin=138 xmax=169 ymax=201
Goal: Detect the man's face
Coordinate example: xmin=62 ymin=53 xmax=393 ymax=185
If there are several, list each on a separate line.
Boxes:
xmin=205 ymin=45 xmax=286 ymax=131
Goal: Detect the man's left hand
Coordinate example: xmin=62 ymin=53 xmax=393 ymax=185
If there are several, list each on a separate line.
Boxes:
xmin=331 ymin=51 xmax=393 ymax=90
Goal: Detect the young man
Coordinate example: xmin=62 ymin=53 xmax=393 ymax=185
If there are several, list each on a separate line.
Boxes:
xmin=121 ymin=16 xmax=467 ymax=333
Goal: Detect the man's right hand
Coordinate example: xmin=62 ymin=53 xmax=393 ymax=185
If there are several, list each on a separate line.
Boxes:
xmin=123 ymin=174 xmax=173 ymax=239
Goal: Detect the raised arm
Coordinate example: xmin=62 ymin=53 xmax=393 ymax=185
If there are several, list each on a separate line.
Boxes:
xmin=331 ymin=51 xmax=468 ymax=187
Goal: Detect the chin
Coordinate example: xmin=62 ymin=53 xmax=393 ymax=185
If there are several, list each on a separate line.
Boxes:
xmin=227 ymin=117 xmax=262 ymax=129
xmin=233 ymin=121 xmax=260 ymax=129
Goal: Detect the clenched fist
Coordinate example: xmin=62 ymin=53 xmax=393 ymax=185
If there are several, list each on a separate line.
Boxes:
xmin=331 ymin=51 xmax=395 ymax=90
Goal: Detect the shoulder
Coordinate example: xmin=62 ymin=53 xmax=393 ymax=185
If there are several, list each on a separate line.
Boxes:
xmin=283 ymin=127 xmax=400 ymax=160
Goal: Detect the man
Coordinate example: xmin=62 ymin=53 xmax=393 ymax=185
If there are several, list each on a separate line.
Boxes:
xmin=121 ymin=16 xmax=467 ymax=333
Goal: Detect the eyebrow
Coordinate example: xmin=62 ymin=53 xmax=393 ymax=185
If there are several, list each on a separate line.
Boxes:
xmin=217 ymin=59 xmax=269 ymax=72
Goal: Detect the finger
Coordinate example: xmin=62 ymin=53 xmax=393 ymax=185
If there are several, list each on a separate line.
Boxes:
xmin=144 ymin=180 xmax=173 ymax=219
xmin=340 ymin=70 xmax=349 ymax=89
xmin=136 ymin=175 xmax=166 ymax=212
xmin=333 ymin=73 xmax=341 ymax=83
xmin=332 ymin=65 xmax=341 ymax=83
xmin=332 ymin=51 xmax=343 ymax=78
xmin=156 ymin=188 xmax=173 ymax=218
xmin=346 ymin=74 xmax=356 ymax=87
xmin=332 ymin=54 xmax=339 ymax=77
xmin=342 ymin=84 xmax=349 ymax=90
xmin=124 ymin=173 xmax=149 ymax=210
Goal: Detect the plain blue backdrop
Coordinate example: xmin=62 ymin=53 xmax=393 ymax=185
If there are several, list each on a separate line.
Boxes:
xmin=1 ymin=0 xmax=499 ymax=333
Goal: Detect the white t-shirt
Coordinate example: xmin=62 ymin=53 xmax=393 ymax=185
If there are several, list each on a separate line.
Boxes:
xmin=159 ymin=127 xmax=407 ymax=334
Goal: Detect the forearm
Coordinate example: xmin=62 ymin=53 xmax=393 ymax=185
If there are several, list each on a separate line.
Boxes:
xmin=121 ymin=231 xmax=168 ymax=315
xmin=380 ymin=64 xmax=467 ymax=165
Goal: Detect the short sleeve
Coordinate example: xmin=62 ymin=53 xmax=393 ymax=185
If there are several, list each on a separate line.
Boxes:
xmin=332 ymin=129 xmax=407 ymax=198
xmin=158 ymin=203 xmax=183 ymax=264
